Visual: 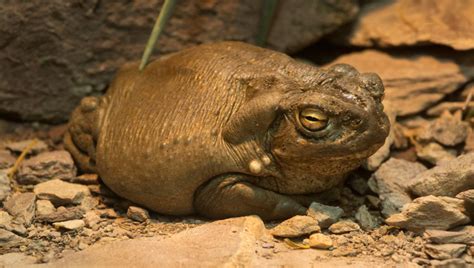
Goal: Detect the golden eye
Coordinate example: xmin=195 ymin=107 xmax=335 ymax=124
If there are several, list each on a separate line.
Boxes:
xmin=299 ymin=108 xmax=328 ymax=131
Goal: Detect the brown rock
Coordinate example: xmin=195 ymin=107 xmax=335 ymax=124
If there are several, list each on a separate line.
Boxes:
xmin=409 ymin=153 xmax=474 ymax=197
xmin=427 ymin=102 xmax=474 ymax=117
xmin=34 ymin=179 xmax=91 ymax=206
xmin=370 ymin=158 xmax=427 ymax=217
xmin=4 ymin=139 xmax=48 ymax=155
xmin=36 ymin=206 xmax=85 ymax=223
xmin=457 ymin=189 xmax=474 ymax=218
xmin=53 ymin=219 xmax=85 ymax=231
xmin=0 ymin=150 xmax=15 ymax=169
xmin=416 ymin=143 xmax=457 ymax=166
xmin=0 ymin=0 xmax=358 ymax=122
xmin=271 ymin=215 xmax=320 ymax=238
xmin=308 ymin=233 xmax=333 ymax=249
xmin=424 ymin=230 xmax=474 ymax=245
xmin=0 ymin=170 xmax=11 ymax=202
xmin=46 ymin=216 xmax=268 ymax=267
xmin=333 ymin=0 xmax=474 ymax=50
xmin=3 ymin=192 xmax=36 ymax=226
xmin=417 ymin=111 xmax=469 ymax=146
xmin=17 ymin=150 xmax=77 ymax=184
xmin=328 ymin=220 xmax=361 ymax=234
xmin=306 ymin=202 xmax=343 ymax=228
xmin=0 ymin=229 xmax=26 ymax=250
xmin=424 ymin=244 xmax=466 ymax=260
xmin=35 ymin=199 xmax=56 ymax=217
xmin=328 ymin=50 xmax=468 ymax=116
xmin=385 ymin=195 xmax=470 ymax=232
xmin=127 ymin=206 xmax=150 ymax=223
xmin=0 ymin=253 xmax=36 ymax=267
xmin=66 ymin=173 xmax=99 ymax=185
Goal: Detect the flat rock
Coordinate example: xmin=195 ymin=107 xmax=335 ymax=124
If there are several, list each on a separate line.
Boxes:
xmin=424 ymin=229 xmax=474 ymax=245
xmin=36 ymin=206 xmax=85 ymax=223
xmin=427 ymin=101 xmax=474 ymax=117
xmin=333 ymin=0 xmax=474 ymax=50
xmin=328 ymin=220 xmax=361 ymax=234
xmin=457 ymin=189 xmax=474 ymax=218
xmin=53 ymin=219 xmax=85 ymax=230
xmin=424 ymin=243 xmax=466 ymax=260
xmin=0 ymin=253 xmax=36 ymax=267
xmin=4 ymin=139 xmax=48 ymax=155
xmin=46 ymin=216 xmax=269 ymax=267
xmin=385 ymin=195 xmax=470 ymax=232
xmin=0 ymin=170 xmax=11 ymax=202
xmin=35 ymin=199 xmax=56 ymax=217
xmin=34 ymin=179 xmax=91 ymax=206
xmin=306 ymin=202 xmax=344 ymax=229
xmin=0 ymin=211 xmax=26 ymax=236
xmin=0 ymin=150 xmax=15 ymax=169
xmin=370 ymin=158 xmax=427 ymax=217
xmin=355 ymin=205 xmax=379 ymax=231
xmin=271 ymin=215 xmax=320 ymax=238
xmin=417 ymin=111 xmax=469 ymax=146
xmin=409 ymin=153 xmax=474 ymax=197
xmin=416 ymin=143 xmax=457 ymax=166
xmin=127 ymin=206 xmax=150 ymax=223
xmin=17 ymin=150 xmax=76 ymax=184
xmin=327 ymin=50 xmax=468 ymax=116
xmin=308 ymin=233 xmax=333 ymax=249
xmin=3 ymin=192 xmax=36 ymax=226
xmin=0 ymin=228 xmax=26 ymax=250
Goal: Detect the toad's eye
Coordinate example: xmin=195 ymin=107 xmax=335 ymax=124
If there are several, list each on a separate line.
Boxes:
xmin=298 ymin=108 xmax=328 ymax=131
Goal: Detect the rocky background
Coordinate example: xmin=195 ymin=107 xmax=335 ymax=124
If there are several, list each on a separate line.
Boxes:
xmin=0 ymin=0 xmax=473 ymax=267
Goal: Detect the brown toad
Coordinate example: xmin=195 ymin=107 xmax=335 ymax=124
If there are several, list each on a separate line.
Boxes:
xmin=64 ymin=41 xmax=390 ymax=220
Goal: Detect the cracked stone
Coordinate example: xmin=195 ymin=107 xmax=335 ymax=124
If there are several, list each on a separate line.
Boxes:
xmin=306 ymin=202 xmax=344 ymax=229
xmin=271 ymin=215 xmax=320 ymax=238
xmin=17 ymin=150 xmax=76 ymax=184
xmin=424 ymin=243 xmax=466 ymax=260
xmin=34 ymin=179 xmax=90 ymax=206
xmin=416 ymin=143 xmax=456 ymax=166
xmin=3 ymin=192 xmax=36 ymax=226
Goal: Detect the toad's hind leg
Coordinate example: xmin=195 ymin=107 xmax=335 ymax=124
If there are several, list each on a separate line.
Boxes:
xmin=64 ymin=96 xmax=104 ymax=173
xmin=194 ymin=175 xmax=306 ymax=220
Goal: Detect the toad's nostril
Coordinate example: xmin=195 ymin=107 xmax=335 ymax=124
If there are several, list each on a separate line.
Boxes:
xmin=330 ymin=63 xmax=359 ymax=77
xmin=360 ymin=73 xmax=384 ymax=101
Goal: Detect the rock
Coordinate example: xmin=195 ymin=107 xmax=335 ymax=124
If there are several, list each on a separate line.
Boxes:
xmin=409 ymin=153 xmax=474 ymax=197
xmin=46 ymin=216 xmax=268 ymax=267
xmin=53 ymin=219 xmax=85 ymax=230
xmin=36 ymin=206 xmax=85 ymax=223
xmin=306 ymin=202 xmax=344 ymax=228
xmin=418 ymin=111 xmax=469 ymax=146
xmin=430 ymin=259 xmax=467 ymax=268
xmin=347 ymin=175 xmax=369 ymax=195
xmin=0 ymin=253 xmax=36 ymax=267
xmin=385 ymin=195 xmax=470 ymax=232
xmin=36 ymin=199 xmax=56 ymax=217
xmin=0 ymin=150 xmax=15 ymax=169
xmin=333 ymin=0 xmax=474 ymax=50
xmin=328 ymin=220 xmax=361 ymax=234
xmin=416 ymin=143 xmax=457 ymax=166
xmin=0 ymin=211 xmax=26 ymax=236
xmin=17 ymin=150 xmax=76 ymax=184
xmin=427 ymin=102 xmax=474 ymax=117
xmin=327 ymin=50 xmax=468 ymax=116
xmin=84 ymin=211 xmax=101 ymax=228
xmin=424 ymin=244 xmax=466 ymax=260
xmin=3 ymin=192 xmax=36 ymax=226
xmin=66 ymin=173 xmax=100 ymax=185
xmin=424 ymin=230 xmax=474 ymax=245
xmin=34 ymin=179 xmax=91 ymax=206
xmin=127 ymin=206 xmax=150 ymax=223
xmin=4 ymin=139 xmax=48 ymax=155
xmin=270 ymin=215 xmax=320 ymax=238
xmin=355 ymin=205 xmax=379 ymax=231
xmin=0 ymin=229 xmax=26 ymax=250
xmin=0 ymin=170 xmax=11 ymax=202
xmin=457 ymin=190 xmax=474 ymax=218
xmin=0 ymin=0 xmax=358 ymax=123
xmin=308 ymin=233 xmax=333 ymax=249
xmin=370 ymin=158 xmax=427 ymax=217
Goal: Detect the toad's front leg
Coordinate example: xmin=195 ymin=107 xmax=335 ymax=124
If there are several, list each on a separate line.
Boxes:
xmin=194 ymin=174 xmax=306 ymax=220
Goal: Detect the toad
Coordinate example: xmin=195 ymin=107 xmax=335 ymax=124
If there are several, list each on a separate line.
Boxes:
xmin=65 ymin=42 xmax=390 ymax=220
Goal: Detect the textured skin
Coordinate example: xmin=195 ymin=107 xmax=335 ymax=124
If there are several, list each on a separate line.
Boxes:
xmin=64 ymin=42 xmax=390 ymax=220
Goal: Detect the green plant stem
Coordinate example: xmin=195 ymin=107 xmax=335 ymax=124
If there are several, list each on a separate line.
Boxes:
xmin=256 ymin=0 xmax=279 ymax=47
xmin=139 ymin=0 xmax=178 ymax=71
